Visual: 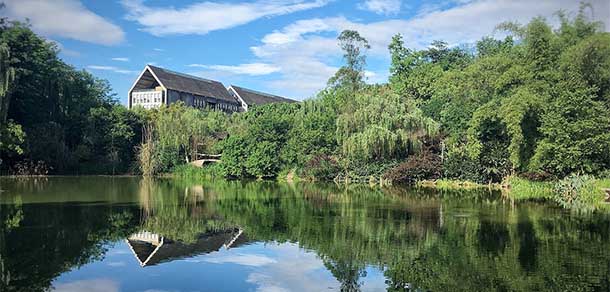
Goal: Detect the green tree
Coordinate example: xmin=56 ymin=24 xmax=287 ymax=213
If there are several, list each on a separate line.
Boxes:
xmin=328 ymin=30 xmax=370 ymax=92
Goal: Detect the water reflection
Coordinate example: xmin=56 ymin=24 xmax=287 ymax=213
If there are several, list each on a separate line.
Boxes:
xmin=0 ymin=177 xmax=610 ymax=291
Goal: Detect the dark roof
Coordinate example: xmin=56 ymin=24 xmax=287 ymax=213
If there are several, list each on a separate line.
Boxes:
xmin=127 ymin=229 xmax=249 ymax=267
xmin=148 ymin=65 xmax=237 ymax=103
xmin=230 ymin=85 xmax=296 ymax=106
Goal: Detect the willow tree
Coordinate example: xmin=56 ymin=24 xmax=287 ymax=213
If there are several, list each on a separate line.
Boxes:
xmin=336 ymin=86 xmax=438 ymax=163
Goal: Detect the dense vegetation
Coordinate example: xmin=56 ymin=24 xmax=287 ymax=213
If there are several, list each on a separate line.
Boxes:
xmin=0 ymin=19 xmax=145 ymax=175
xmin=2 ymin=7 xmax=609 ymax=198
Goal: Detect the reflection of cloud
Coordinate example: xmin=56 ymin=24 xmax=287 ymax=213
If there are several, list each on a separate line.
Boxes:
xmin=247 ymin=273 xmax=290 ymax=292
xmin=242 ymin=243 xmax=340 ymax=292
xmin=200 ymin=253 xmax=277 ymax=267
xmin=52 ymin=279 xmax=119 ymax=292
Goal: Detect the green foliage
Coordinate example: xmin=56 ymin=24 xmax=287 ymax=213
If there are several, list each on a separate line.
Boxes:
xmin=507 ymin=176 xmax=554 ymax=201
xmin=245 ymin=141 xmax=279 ymax=178
xmin=219 ymin=103 xmax=297 ymax=178
xmin=553 ymin=174 xmax=601 ymax=211
xmin=389 ymin=7 xmax=610 ymax=182
xmin=0 ymin=20 xmax=142 ymax=174
xmin=328 ymin=30 xmax=370 ymax=92
xmin=336 ymin=86 xmax=438 ymax=163
xmin=0 ymin=120 xmax=24 ymax=157
xmin=302 ymin=154 xmax=341 ymax=181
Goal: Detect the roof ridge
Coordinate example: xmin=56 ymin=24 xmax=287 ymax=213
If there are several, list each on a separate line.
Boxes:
xmin=148 ymin=65 xmax=218 ymax=84
xmin=231 ymin=85 xmax=291 ymax=101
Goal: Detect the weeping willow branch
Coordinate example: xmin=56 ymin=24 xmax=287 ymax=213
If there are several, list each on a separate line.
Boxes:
xmin=336 ymin=86 xmax=439 ymax=162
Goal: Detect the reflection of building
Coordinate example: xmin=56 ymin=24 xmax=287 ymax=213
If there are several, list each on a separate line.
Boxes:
xmin=126 ymin=228 xmax=247 ymax=267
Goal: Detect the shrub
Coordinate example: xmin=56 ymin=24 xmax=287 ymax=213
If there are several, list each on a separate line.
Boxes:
xmin=443 ymin=147 xmax=482 ymax=182
xmin=384 ymin=152 xmax=441 ymax=184
xmin=553 ymin=174 xmax=600 ymax=210
xmin=11 ymin=160 xmax=50 ymax=176
xmin=303 ymin=154 xmax=341 ymax=181
xmin=245 ymin=141 xmax=280 ymax=178
xmin=219 ymin=135 xmax=248 ymax=178
xmin=519 ymin=171 xmax=554 ymax=182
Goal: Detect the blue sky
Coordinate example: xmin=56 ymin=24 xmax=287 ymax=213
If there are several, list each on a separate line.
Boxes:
xmin=2 ymin=0 xmax=609 ymax=104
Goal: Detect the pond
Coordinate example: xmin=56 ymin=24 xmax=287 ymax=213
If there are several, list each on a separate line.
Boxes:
xmin=1 ymin=177 xmax=609 ymax=291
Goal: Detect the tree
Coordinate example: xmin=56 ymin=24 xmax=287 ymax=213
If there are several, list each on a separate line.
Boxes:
xmin=328 ymin=30 xmax=370 ymax=92
xmin=336 ymin=86 xmax=438 ymax=163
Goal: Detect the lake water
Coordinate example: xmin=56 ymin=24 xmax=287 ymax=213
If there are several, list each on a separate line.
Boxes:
xmin=1 ymin=177 xmax=609 ymax=291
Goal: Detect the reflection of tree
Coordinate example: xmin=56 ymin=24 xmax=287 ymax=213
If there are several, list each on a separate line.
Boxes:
xmin=136 ymin=178 xmax=239 ymax=243
xmin=2 ymin=178 xmax=610 ymax=291
xmin=324 ymin=257 xmax=366 ymax=292
xmin=0 ymin=184 xmax=140 ymax=292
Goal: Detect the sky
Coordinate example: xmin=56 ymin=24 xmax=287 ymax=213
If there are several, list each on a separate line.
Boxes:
xmin=1 ymin=0 xmax=609 ymax=104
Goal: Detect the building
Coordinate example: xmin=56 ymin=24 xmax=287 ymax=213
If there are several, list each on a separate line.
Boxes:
xmin=126 ymin=228 xmax=247 ymax=267
xmin=228 ymin=85 xmax=297 ymax=112
xmin=128 ymin=65 xmax=241 ymax=112
xmin=128 ymin=65 xmax=296 ymax=112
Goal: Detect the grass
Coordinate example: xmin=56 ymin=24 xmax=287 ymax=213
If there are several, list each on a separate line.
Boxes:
xmin=507 ymin=177 xmax=554 ymax=201
xmin=171 ymin=163 xmax=222 ymax=180
xmin=507 ymin=175 xmax=610 ymax=212
xmin=417 ymin=179 xmax=502 ymax=190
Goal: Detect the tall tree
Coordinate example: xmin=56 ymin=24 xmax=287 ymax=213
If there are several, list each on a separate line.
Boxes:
xmin=328 ymin=30 xmax=370 ymax=93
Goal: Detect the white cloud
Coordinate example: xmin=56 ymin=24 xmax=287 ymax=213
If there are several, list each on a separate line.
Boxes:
xmin=188 ymin=63 xmax=281 ymax=76
xmin=87 ymin=65 xmax=139 ymax=75
xmin=153 ymin=48 xmax=164 ymax=52
xmin=52 ymin=279 xmax=119 ymax=292
xmin=249 ymin=0 xmax=608 ymax=98
xmin=241 ymin=243 xmax=342 ymax=292
xmin=121 ymin=0 xmax=331 ymax=36
xmin=199 ymin=253 xmax=277 ymax=266
xmin=106 ymin=261 xmax=126 ymax=267
xmin=1 ymin=0 xmax=125 ymax=45
xmin=358 ymin=0 xmax=402 ymax=15
xmin=111 ymin=57 xmax=130 ymax=62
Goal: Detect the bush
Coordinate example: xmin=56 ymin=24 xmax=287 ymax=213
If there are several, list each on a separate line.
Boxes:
xmin=245 ymin=141 xmax=280 ymax=178
xmin=553 ymin=174 xmax=601 ymax=210
xmin=384 ymin=152 xmax=441 ymax=184
xmin=519 ymin=171 xmax=554 ymax=182
xmin=303 ymin=154 xmax=341 ymax=181
xmin=219 ymin=135 xmax=248 ymax=178
xmin=443 ymin=147 xmax=482 ymax=182
xmin=11 ymin=160 xmax=50 ymax=176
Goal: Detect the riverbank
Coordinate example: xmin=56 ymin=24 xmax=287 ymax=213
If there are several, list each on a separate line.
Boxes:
xmin=169 ymin=164 xmax=610 ymax=212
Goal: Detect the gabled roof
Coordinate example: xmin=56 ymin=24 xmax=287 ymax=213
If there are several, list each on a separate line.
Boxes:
xmin=147 ymin=65 xmax=237 ymax=103
xmin=229 ymin=85 xmax=296 ymax=107
xmin=126 ymin=228 xmax=248 ymax=267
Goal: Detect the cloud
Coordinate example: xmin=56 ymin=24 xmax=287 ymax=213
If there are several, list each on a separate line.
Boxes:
xmin=153 ymin=48 xmax=164 ymax=52
xmin=111 ymin=57 xmax=130 ymax=62
xmin=249 ymin=0 xmax=608 ymax=98
xmin=121 ymin=0 xmax=331 ymax=36
xmin=106 ymin=261 xmax=126 ymax=267
xmin=200 ymin=253 xmax=277 ymax=267
xmin=52 ymin=279 xmax=119 ymax=292
xmin=1 ymin=0 xmax=125 ymax=45
xmin=187 ymin=63 xmax=281 ymax=76
xmin=241 ymin=243 xmax=341 ymax=292
xmin=358 ymin=0 xmax=402 ymax=15
xmin=87 ymin=65 xmax=139 ymax=75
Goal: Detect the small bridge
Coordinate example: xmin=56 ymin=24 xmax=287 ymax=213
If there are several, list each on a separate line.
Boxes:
xmin=190 ymin=154 xmax=221 ymax=167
